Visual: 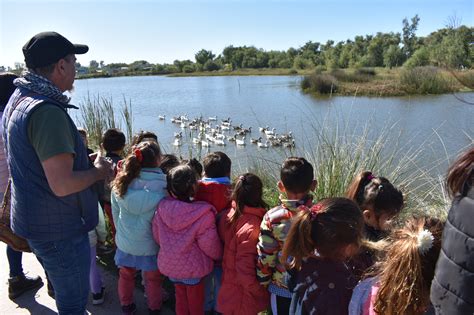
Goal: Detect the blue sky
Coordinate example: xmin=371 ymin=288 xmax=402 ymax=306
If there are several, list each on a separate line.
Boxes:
xmin=1 ymin=0 xmax=472 ymax=68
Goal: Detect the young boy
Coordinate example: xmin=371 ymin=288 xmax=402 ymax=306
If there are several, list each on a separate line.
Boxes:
xmin=257 ymin=157 xmax=317 ymax=315
xmin=194 ymin=151 xmax=232 ymax=315
xmin=100 ymin=128 xmax=126 ymax=244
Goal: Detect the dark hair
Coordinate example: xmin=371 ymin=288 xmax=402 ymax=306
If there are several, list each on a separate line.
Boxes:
xmin=203 ymin=151 xmax=231 ymax=178
xmin=182 ymin=158 xmax=203 ymax=179
xmin=77 ymin=128 xmax=87 ymax=138
xmin=167 ymin=165 xmax=197 ymax=202
xmin=280 ymin=157 xmax=314 ymax=194
xmin=102 ymin=128 xmax=126 ymax=153
xmin=346 ymin=171 xmax=404 ymax=217
xmin=131 ymin=130 xmax=158 ymax=146
xmin=112 ymin=141 xmax=161 ymax=197
xmin=446 ymin=147 xmax=473 ymax=198
xmin=160 ymin=154 xmax=180 ymax=175
xmin=230 ymin=173 xmax=268 ymax=224
xmin=0 ymin=73 xmax=18 ymax=111
xmin=281 ymin=197 xmax=363 ymax=269
xmin=374 ymin=217 xmax=444 ymax=315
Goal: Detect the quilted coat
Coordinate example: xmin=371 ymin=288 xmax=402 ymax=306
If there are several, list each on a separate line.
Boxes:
xmin=431 ymin=186 xmax=474 ymax=315
xmin=195 ymin=181 xmax=232 ymax=214
xmin=152 ymin=196 xmax=222 ymax=279
xmin=217 ymin=204 xmax=270 ymax=314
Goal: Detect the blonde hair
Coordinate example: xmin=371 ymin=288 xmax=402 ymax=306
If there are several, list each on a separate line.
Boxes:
xmin=373 ymin=217 xmax=444 ymax=315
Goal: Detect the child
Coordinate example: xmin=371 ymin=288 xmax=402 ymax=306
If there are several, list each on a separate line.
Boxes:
xmin=257 ymin=157 xmax=317 ymax=315
xmin=77 ymin=128 xmax=94 ymax=156
xmin=194 ymin=151 xmax=233 ymax=314
xmin=131 ymin=130 xmax=158 ymax=146
xmin=111 ymin=141 xmax=167 ymax=315
xmin=346 ymin=171 xmax=404 ymax=241
xmin=182 ymin=157 xmax=203 ymax=180
xmin=431 ymin=147 xmax=474 ymax=314
xmin=153 ymin=165 xmax=222 ymax=315
xmin=282 ymin=198 xmax=364 ymax=315
xmin=346 ymin=171 xmax=404 ymax=278
xmin=217 ymin=173 xmax=270 ymax=315
xmin=101 ymin=128 xmax=126 ymax=244
xmin=88 ymin=202 xmax=107 ymax=305
xmin=160 ymin=154 xmax=180 ymax=175
xmin=349 ymin=217 xmax=444 ymax=315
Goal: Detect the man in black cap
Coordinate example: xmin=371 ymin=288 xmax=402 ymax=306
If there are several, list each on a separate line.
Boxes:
xmin=2 ymin=32 xmax=112 ymax=315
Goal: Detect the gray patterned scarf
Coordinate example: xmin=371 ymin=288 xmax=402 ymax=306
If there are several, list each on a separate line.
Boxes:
xmin=14 ymin=71 xmax=77 ymax=109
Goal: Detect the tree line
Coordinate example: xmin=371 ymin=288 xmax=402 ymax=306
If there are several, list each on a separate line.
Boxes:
xmin=79 ymin=15 xmax=472 ymax=76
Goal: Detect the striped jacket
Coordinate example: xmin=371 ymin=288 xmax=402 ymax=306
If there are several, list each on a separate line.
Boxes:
xmin=256 ymin=195 xmax=313 ymax=296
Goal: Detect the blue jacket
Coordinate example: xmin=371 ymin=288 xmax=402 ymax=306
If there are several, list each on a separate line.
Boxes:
xmin=111 ymin=168 xmax=167 ymax=256
xmin=2 ymin=87 xmax=98 ymax=241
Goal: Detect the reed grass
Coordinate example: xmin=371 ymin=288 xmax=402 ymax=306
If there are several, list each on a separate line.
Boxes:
xmin=79 ymin=94 xmax=134 ymax=152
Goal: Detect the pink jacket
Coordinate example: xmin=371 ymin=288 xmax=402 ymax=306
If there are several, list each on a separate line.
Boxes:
xmin=152 ymin=196 xmax=222 ymax=279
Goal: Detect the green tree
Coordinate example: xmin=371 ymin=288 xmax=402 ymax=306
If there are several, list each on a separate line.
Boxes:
xmin=195 ymin=49 xmax=215 ymax=65
xmin=89 ymin=60 xmax=99 ymax=70
xmin=383 ymin=45 xmax=404 ymax=68
xmin=402 ymin=14 xmax=420 ymax=58
xmin=404 ymin=46 xmax=430 ymax=68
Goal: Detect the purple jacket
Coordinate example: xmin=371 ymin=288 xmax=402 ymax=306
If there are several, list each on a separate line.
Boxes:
xmin=152 ymin=196 xmax=222 ymax=279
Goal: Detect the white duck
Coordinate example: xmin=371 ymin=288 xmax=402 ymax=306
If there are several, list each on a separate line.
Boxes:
xmin=236 ymin=137 xmax=246 ymax=146
xmin=158 ymin=115 xmax=166 ymax=120
xmin=258 ymin=141 xmax=269 ymax=148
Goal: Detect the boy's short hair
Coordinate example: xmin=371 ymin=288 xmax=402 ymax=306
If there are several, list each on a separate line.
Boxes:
xmin=102 ymin=128 xmax=126 ymax=153
xmin=203 ymin=151 xmax=231 ymax=178
xmin=77 ymin=127 xmax=87 ymax=138
xmin=280 ymin=157 xmax=314 ymax=194
xmin=132 ymin=130 xmax=158 ymax=146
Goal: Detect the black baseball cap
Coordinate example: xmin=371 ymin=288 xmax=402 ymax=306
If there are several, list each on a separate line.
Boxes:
xmin=23 ymin=31 xmax=89 ymax=69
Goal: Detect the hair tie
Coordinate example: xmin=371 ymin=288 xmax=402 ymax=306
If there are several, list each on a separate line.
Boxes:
xmin=134 ymin=148 xmax=143 ymax=162
xmin=239 ymin=175 xmax=245 ymax=182
xmin=367 ymin=173 xmax=375 ymax=181
xmin=417 ymin=229 xmax=434 ymax=255
xmin=309 ymin=203 xmax=323 ymax=220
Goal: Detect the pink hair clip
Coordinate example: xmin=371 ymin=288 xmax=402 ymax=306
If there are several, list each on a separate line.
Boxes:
xmin=309 ymin=203 xmax=323 ymax=219
xmin=367 ymin=173 xmax=375 ymax=181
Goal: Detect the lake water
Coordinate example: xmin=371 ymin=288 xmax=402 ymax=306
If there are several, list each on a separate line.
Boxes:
xmin=70 ymin=75 xmax=473 ymax=175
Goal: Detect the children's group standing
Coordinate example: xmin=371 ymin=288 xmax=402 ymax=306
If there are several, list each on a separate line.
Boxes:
xmin=78 ymin=127 xmax=473 ymax=315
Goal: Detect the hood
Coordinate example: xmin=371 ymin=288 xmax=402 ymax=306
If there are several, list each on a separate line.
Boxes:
xmin=116 ymin=168 xmax=167 ymax=214
xmin=158 ymin=196 xmax=216 ymax=231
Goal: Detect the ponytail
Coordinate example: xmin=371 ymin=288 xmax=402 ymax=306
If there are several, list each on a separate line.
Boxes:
xmin=374 ymin=217 xmax=443 ymax=315
xmin=346 ymin=171 xmax=374 ymax=206
xmin=282 ymin=198 xmax=363 ymax=269
xmin=281 ymin=211 xmax=315 ymax=270
xmin=229 ymin=173 xmax=267 ymax=225
xmin=113 ymin=141 xmax=161 ymax=197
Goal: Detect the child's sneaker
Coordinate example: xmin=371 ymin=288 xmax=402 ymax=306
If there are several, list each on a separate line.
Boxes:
xmin=92 ymin=287 xmax=105 ymax=305
xmin=122 ymin=303 xmax=137 ymax=315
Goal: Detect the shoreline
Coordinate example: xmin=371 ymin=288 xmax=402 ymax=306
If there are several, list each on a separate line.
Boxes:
xmin=76 ymin=67 xmax=472 ymax=97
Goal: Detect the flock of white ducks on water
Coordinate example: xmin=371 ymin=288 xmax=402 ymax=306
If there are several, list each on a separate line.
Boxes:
xmin=157 ymin=114 xmax=295 ymax=149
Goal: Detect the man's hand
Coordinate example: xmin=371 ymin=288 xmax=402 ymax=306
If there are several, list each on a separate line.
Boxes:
xmin=94 ymin=154 xmax=114 ymax=181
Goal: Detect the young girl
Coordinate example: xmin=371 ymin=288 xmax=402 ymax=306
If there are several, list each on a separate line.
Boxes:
xmin=152 ymin=165 xmax=222 ymax=315
xmin=111 ymin=141 xmax=167 ymax=315
xmin=217 ymin=173 xmax=270 ymax=315
xmin=346 ymin=171 xmax=404 ymax=241
xmin=281 ymin=197 xmax=364 ymax=315
xmin=349 ymin=217 xmax=444 ymax=315
xmin=346 ymin=171 xmax=404 ymax=278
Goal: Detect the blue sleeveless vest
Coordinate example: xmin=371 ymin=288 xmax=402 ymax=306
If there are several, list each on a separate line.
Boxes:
xmin=2 ymin=87 xmax=98 ymax=241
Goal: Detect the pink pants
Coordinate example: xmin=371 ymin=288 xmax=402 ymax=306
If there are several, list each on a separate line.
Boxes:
xmin=118 ymin=267 xmax=163 ymax=311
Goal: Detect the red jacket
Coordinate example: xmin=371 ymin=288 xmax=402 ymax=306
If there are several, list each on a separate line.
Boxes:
xmin=217 ymin=203 xmax=270 ymax=315
xmin=195 ymin=181 xmax=232 ymax=214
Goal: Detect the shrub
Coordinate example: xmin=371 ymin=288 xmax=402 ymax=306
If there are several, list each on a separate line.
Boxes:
xmin=288 ymin=69 xmax=298 ymax=75
xmin=314 ymin=65 xmax=326 ymax=74
xmin=301 ymin=74 xmax=338 ymax=94
xmin=355 ymin=68 xmax=376 ymax=76
xmin=399 ymin=66 xmax=455 ymax=94
xmin=329 ymin=69 xmax=373 ymax=83
xmin=182 ymin=65 xmax=195 ymax=73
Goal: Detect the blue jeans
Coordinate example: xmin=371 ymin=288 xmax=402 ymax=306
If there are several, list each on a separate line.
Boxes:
xmin=6 ymin=245 xmax=23 ymax=277
xmin=204 ymin=266 xmax=222 ymax=311
xmin=28 ymin=233 xmax=90 ymax=315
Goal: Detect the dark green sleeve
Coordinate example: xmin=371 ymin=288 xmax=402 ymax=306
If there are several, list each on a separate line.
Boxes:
xmin=28 ymin=103 xmax=76 ymax=162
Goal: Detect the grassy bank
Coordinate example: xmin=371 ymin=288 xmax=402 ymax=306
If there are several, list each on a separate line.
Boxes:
xmin=302 ymin=67 xmax=473 ymax=97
